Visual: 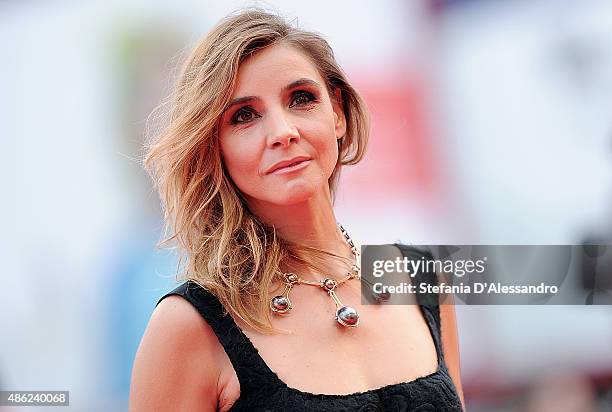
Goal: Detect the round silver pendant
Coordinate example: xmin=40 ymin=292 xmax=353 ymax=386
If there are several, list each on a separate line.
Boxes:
xmin=372 ymin=290 xmax=391 ymax=303
xmin=270 ymin=295 xmax=291 ymax=314
xmin=336 ymin=306 xmax=359 ymax=327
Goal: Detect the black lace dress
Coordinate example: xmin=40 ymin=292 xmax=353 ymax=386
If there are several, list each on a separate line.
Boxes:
xmin=156 ymin=244 xmax=464 ymax=411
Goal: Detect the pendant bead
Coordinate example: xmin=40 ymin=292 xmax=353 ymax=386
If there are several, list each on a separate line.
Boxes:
xmin=372 ymin=290 xmax=391 ymax=303
xmin=270 ymin=296 xmax=291 ymax=313
xmin=336 ymin=306 xmax=360 ymax=327
xmin=285 ymin=273 xmax=299 ymax=283
xmin=322 ymin=278 xmax=337 ymax=291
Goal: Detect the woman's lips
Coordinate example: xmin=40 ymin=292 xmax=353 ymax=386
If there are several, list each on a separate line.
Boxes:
xmin=270 ymin=159 xmax=311 ymax=175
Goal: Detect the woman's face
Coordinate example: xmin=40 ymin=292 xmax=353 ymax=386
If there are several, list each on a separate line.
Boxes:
xmin=217 ymin=43 xmax=346 ymax=209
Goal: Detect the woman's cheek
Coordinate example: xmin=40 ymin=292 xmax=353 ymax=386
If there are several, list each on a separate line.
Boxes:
xmin=231 ymin=154 xmax=258 ymax=185
xmin=316 ymin=124 xmax=339 ymax=169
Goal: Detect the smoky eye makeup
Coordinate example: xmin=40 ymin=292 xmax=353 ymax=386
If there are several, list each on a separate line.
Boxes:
xmin=229 ymin=106 xmax=259 ymax=125
xmin=290 ymin=90 xmax=318 ymax=107
xmin=224 ymin=81 xmax=322 ymax=126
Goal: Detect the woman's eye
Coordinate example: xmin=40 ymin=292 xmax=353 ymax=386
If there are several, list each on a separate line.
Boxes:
xmin=231 ymin=107 xmax=258 ymax=125
xmin=290 ymin=91 xmax=316 ymax=107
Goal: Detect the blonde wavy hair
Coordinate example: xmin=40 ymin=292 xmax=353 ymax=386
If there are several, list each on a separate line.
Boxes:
xmin=144 ymin=8 xmax=370 ymax=334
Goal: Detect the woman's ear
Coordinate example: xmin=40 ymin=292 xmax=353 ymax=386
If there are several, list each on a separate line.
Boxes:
xmin=331 ymin=88 xmax=347 ymax=140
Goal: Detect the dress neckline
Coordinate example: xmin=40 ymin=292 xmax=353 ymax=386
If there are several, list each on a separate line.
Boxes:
xmin=226 ymin=300 xmax=445 ymax=399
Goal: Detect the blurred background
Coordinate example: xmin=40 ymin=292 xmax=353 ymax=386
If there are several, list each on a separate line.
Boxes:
xmin=1 ymin=0 xmax=612 ymax=410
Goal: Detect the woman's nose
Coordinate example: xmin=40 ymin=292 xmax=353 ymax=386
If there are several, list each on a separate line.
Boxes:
xmin=265 ymin=109 xmax=300 ymax=148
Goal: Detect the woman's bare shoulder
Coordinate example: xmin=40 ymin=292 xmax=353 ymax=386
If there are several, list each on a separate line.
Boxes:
xmin=129 ymin=295 xmax=223 ymax=411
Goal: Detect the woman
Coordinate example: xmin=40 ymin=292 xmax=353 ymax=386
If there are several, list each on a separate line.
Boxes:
xmin=130 ymin=8 xmax=465 ymax=411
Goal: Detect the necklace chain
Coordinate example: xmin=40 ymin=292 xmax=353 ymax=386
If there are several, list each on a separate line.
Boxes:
xmin=280 ymin=223 xmax=361 ymax=289
xmin=270 ymin=223 xmax=362 ymax=327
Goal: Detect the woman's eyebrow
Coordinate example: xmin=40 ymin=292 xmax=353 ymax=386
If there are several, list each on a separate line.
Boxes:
xmin=223 ymin=96 xmax=257 ymax=113
xmin=281 ymin=78 xmax=322 ymax=93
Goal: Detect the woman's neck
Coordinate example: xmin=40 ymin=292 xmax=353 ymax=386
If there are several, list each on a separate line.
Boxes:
xmin=248 ymin=188 xmax=357 ymax=279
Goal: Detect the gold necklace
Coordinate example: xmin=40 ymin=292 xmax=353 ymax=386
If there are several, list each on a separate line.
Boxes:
xmin=269 ymin=223 xmax=362 ymax=328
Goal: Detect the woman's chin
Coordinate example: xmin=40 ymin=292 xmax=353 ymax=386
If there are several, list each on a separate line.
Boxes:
xmin=276 ymin=190 xmax=315 ymax=205
xmin=273 ymin=183 xmax=320 ymax=205
xmin=245 ymin=179 xmax=329 ymax=208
